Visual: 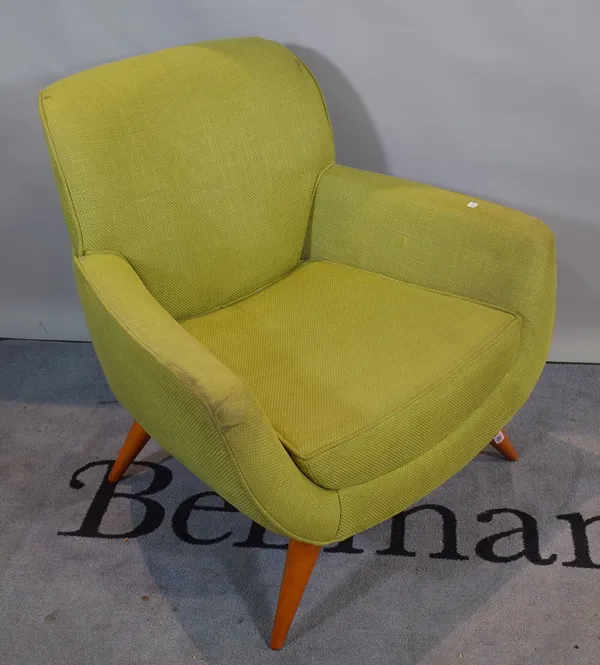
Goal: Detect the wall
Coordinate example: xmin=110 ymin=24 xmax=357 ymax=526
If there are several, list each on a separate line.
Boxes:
xmin=2 ymin=0 xmax=599 ymax=360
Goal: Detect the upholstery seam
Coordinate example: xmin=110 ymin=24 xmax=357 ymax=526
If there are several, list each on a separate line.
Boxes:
xmin=87 ymin=250 xmax=305 ymax=324
xmin=276 ymin=431 xmax=302 ymax=458
xmin=292 ymin=51 xmax=336 ymax=158
xmin=181 ymin=256 xmax=522 ymax=464
xmin=75 ymin=254 xmax=339 ymax=544
xmin=296 ymin=457 xmax=317 ymax=483
xmin=38 ymin=91 xmax=85 ymax=255
xmin=179 ymin=261 xmax=305 ymax=321
xmin=338 ymin=367 xmax=523 ymax=499
xmin=311 ymin=161 xmax=336 ymax=216
xmin=335 ymin=300 xmax=551 ymax=518
xmin=183 ymin=160 xmax=336 ymax=321
xmin=308 ymin=257 xmax=520 ymax=318
xmin=303 ymin=161 xmax=336 ymax=260
xmin=296 ymin=42 xmax=337 ymax=262
xmin=324 ymin=321 xmax=523 ymax=492
xmin=294 ymin=313 xmax=522 ymax=462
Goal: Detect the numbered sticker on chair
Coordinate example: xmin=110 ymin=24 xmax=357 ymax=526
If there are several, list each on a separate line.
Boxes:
xmin=493 ymin=431 xmax=505 ymax=444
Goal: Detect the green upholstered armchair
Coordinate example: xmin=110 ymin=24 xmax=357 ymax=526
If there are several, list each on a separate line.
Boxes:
xmin=39 ymin=37 xmax=555 ymax=649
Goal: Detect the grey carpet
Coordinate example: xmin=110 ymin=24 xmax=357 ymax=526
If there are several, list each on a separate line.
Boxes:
xmin=1 ymin=339 xmax=599 ymax=665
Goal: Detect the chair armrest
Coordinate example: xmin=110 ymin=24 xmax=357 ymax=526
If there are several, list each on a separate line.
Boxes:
xmin=310 ymin=165 xmax=555 ymax=317
xmin=309 ymin=165 xmax=556 ymax=399
xmin=73 ymin=252 xmax=340 ymax=544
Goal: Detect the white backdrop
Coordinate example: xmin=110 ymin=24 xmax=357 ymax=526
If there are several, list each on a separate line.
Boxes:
xmin=1 ymin=0 xmax=599 ymax=360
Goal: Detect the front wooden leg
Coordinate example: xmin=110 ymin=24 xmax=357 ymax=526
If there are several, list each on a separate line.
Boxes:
xmin=108 ymin=420 xmax=151 ymax=484
xmin=489 ymin=429 xmax=518 ymax=461
xmin=270 ymin=539 xmax=321 ymax=650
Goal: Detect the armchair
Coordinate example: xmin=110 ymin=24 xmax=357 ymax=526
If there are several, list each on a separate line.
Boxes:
xmin=39 ymin=37 xmax=555 ymax=649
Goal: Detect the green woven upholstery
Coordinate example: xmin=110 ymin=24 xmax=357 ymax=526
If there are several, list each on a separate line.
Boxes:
xmin=40 ymin=37 xmax=555 ymax=545
xmin=40 ymin=38 xmax=334 ymax=319
xmin=182 ymin=260 xmax=521 ymax=489
xmin=72 ymin=252 xmax=339 ymax=543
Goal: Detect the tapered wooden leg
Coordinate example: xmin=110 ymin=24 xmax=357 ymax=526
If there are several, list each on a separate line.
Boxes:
xmin=270 ymin=539 xmax=321 ymax=650
xmin=108 ymin=420 xmax=151 ymax=484
xmin=489 ymin=429 xmax=518 ymax=461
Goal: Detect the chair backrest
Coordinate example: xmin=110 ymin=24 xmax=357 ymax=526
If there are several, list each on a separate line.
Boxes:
xmin=40 ymin=38 xmax=335 ymax=319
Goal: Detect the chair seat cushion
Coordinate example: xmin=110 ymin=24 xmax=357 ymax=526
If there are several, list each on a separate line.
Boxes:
xmin=181 ymin=260 xmax=521 ymax=489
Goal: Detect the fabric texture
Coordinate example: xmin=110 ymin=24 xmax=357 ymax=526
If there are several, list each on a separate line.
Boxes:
xmin=308 ymin=165 xmax=555 ymax=537
xmin=72 ymin=252 xmax=340 ymax=544
xmin=182 ymin=260 xmax=521 ymax=489
xmin=39 ymin=38 xmax=334 ymax=319
xmin=39 ymin=37 xmax=556 ymax=545
xmin=4 ymin=342 xmax=600 ymax=665
xmin=309 ymin=165 xmax=555 ymax=411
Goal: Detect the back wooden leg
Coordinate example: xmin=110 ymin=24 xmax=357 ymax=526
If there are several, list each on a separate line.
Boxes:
xmin=489 ymin=429 xmax=518 ymax=461
xmin=270 ymin=539 xmax=321 ymax=650
xmin=108 ymin=420 xmax=151 ymax=484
